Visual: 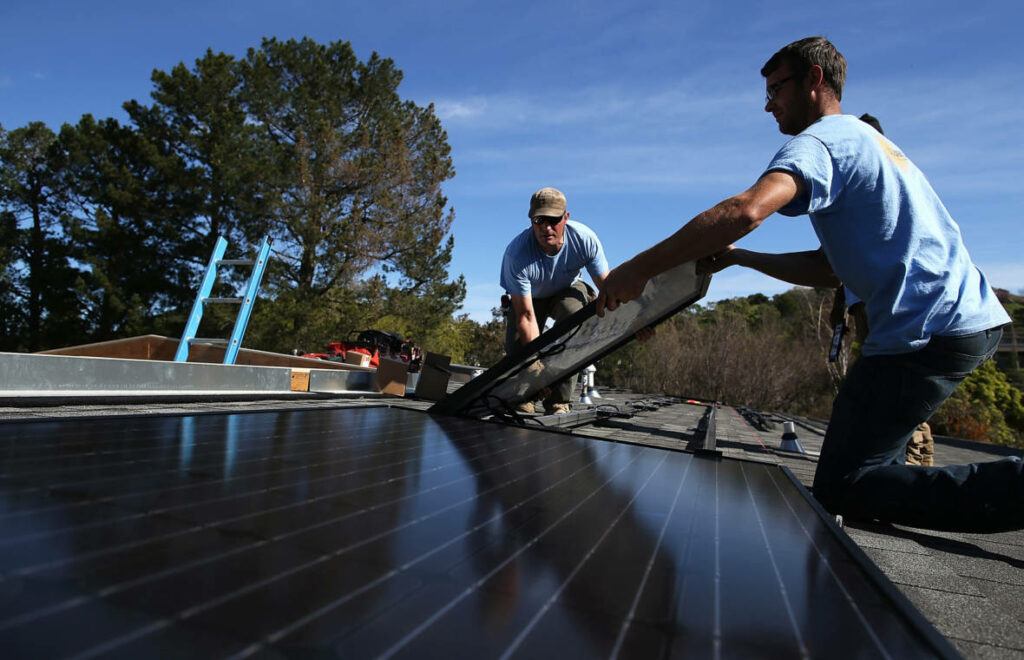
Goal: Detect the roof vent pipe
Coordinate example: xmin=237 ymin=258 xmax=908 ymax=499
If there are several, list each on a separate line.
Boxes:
xmin=585 ymin=364 xmax=601 ymax=399
xmin=780 ymin=421 xmax=807 ymax=454
xmin=579 ymin=370 xmax=592 ymax=405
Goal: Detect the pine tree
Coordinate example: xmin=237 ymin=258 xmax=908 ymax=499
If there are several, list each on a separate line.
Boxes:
xmin=61 ymin=115 xmax=198 ymax=340
xmin=0 ymin=122 xmax=84 ymax=350
xmin=126 ymin=37 xmax=465 ymax=351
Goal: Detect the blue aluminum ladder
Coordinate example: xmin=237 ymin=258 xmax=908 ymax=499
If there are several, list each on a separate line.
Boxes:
xmin=174 ymin=236 xmax=272 ymax=365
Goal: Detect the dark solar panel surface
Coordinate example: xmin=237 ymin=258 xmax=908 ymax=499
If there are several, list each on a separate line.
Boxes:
xmin=0 ymin=406 xmax=951 ymax=657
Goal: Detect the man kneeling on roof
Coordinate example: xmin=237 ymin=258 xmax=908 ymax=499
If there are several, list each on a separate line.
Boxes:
xmin=596 ymin=36 xmax=1017 ymax=533
xmin=499 ymin=187 xmax=610 ymax=415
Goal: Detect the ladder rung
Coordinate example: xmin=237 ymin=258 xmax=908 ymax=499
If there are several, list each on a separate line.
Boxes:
xmin=175 ymin=235 xmax=271 ymax=365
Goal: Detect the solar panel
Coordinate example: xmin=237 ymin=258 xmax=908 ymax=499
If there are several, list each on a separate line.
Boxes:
xmin=431 ymin=261 xmax=711 ymax=417
xmin=0 ymin=406 xmax=956 ymax=657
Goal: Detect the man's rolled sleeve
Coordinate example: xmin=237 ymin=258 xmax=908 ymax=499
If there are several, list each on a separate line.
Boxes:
xmin=765 ymin=134 xmax=841 ymax=217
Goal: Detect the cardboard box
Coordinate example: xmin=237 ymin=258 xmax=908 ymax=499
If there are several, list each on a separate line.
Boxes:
xmin=344 ymin=350 xmax=372 ymax=367
xmin=374 ymin=357 xmax=409 ymax=396
xmin=290 ymin=369 xmax=310 ymax=392
xmin=414 ymin=352 xmax=452 ymax=401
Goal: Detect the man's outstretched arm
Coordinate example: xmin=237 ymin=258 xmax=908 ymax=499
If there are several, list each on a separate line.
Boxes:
xmin=596 ymin=170 xmax=803 ymax=316
xmin=698 ymin=245 xmax=839 ymax=288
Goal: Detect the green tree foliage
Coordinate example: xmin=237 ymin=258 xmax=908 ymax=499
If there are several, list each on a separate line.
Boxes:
xmin=992 ymin=289 xmax=1023 ymax=380
xmin=0 ymin=208 xmax=21 ymax=344
xmin=0 ymin=122 xmax=84 ymax=350
xmin=601 ymin=295 xmax=835 ymax=416
xmin=461 ymin=307 xmax=507 ymax=367
xmin=0 ymin=37 xmax=463 ymax=354
xmin=61 ymin=115 xmax=200 ymax=340
xmin=129 ymin=37 xmax=464 ymax=352
xmin=415 ymin=315 xmax=476 ymax=364
xmin=930 ymin=360 xmax=1024 ymax=447
xmin=124 ymin=49 xmax=271 ymax=278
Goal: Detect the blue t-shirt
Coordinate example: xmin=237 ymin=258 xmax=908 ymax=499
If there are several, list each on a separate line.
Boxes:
xmin=500 ymin=220 xmax=609 ymax=298
xmin=766 ymin=114 xmax=1008 ymax=356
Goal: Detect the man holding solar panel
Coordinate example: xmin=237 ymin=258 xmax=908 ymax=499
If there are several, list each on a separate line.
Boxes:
xmin=596 ymin=36 xmax=1018 ymax=532
xmin=500 ymin=187 xmax=610 ymax=415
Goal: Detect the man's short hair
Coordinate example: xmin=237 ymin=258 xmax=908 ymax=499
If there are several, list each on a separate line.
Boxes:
xmin=761 ymin=36 xmax=847 ymax=101
xmin=859 ymin=113 xmax=884 ymax=135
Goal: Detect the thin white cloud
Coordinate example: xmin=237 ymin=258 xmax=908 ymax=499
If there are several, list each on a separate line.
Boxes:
xmin=434 ymin=80 xmax=759 ymax=134
xmin=436 ymin=65 xmax=1024 ymax=200
xmin=434 ymin=98 xmax=488 ymax=120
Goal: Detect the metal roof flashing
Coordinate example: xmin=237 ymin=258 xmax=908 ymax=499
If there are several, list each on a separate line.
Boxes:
xmin=0 ymin=351 xmax=381 ymax=401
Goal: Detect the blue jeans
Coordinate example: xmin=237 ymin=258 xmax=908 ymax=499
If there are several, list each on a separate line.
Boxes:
xmin=812 ymin=326 xmax=1024 ymax=532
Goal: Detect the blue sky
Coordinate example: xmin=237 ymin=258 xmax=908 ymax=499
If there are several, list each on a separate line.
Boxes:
xmin=3 ymin=0 xmax=1022 ymax=322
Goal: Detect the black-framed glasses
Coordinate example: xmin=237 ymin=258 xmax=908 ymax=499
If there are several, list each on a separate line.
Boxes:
xmin=765 ymin=75 xmax=796 ymax=104
xmin=531 ymin=214 xmax=564 ymax=226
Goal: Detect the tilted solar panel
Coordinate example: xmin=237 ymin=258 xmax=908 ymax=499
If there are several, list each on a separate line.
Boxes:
xmin=431 ymin=261 xmax=711 ymax=418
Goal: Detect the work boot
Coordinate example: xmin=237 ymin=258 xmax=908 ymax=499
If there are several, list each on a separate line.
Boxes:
xmin=545 ymin=402 xmax=571 ymax=415
xmin=514 ymin=401 xmax=535 ymax=414
xmin=906 ymin=422 xmax=935 ymax=466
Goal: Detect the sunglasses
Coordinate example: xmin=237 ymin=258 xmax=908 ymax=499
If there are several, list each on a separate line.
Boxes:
xmin=531 ymin=214 xmax=564 ymax=226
